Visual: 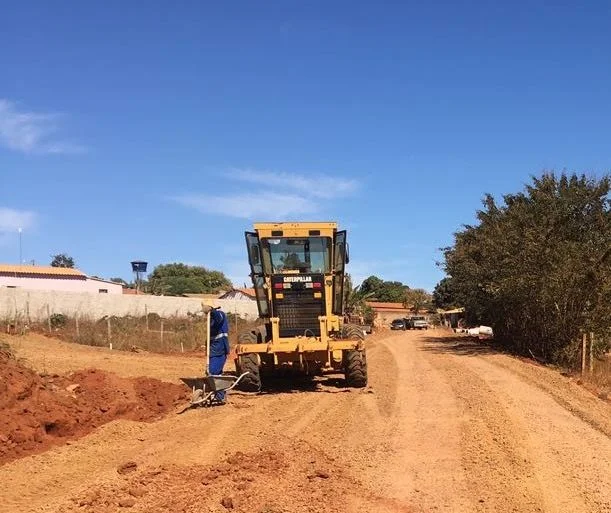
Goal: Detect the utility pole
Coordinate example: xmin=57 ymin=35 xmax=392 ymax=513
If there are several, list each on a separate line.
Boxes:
xmin=18 ymin=228 xmax=22 ymax=264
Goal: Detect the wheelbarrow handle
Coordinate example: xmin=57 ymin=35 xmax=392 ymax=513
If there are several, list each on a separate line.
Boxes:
xmin=224 ymin=372 xmax=251 ymax=392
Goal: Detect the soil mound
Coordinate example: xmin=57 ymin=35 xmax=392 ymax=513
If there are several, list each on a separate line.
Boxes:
xmin=59 ymin=442 xmax=365 ymax=513
xmin=59 ymin=440 xmax=413 ymax=513
xmin=0 ymin=349 xmax=188 ymax=464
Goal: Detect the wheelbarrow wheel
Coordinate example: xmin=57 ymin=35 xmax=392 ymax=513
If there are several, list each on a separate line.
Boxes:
xmin=237 ymin=353 xmax=261 ymax=392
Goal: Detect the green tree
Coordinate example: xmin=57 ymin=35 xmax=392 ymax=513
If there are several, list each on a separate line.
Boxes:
xmin=361 ymin=275 xmax=409 ymax=302
xmin=433 ymin=277 xmax=457 ymax=310
xmin=148 ymin=263 xmax=232 ymax=296
xmin=50 ymin=253 xmax=75 ymax=268
xmin=443 ymin=172 xmax=611 ymax=364
xmin=403 ymin=288 xmax=433 ymax=313
xmin=110 ymin=277 xmax=128 ymax=286
xmin=360 ymin=276 xmax=384 ymax=296
xmin=343 ymin=274 xmax=375 ymax=316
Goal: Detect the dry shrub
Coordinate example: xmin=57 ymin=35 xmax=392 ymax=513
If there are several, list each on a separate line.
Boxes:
xmin=1 ymin=313 xmax=261 ymax=354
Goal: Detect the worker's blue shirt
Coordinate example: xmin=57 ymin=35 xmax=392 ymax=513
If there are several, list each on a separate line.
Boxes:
xmin=209 ymin=309 xmax=230 ymax=357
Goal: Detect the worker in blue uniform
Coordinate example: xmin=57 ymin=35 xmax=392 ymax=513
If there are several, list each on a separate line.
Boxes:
xmin=208 ymin=308 xmax=230 ymax=404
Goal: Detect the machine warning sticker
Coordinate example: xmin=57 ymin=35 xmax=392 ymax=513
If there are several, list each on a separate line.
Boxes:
xmin=283 ymin=276 xmax=312 ymax=283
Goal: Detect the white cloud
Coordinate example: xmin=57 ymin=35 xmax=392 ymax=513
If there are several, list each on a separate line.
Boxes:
xmin=0 ymin=99 xmax=85 ymax=154
xmin=45 ymin=141 xmax=87 ymax=154
xmin=0 ymin=207 xmax=36 ymax=245
xmin=173 ymin=191 xmax=319 ymax=220
xmin=228 ymin=168 xmax=359 ymax=199
xmin=174 ymin=168 xmax=359 ymax=221
xmin=0 ymin=207 xmax=36 ymax=232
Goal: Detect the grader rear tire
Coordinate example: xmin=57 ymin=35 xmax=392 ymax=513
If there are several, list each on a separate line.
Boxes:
xmin=237 ymin=325 xmax=267 ymax=344
xmin=236 ymin=353 xmax=261 ymax=392
xmin=342 ymin=323 xmax=366 ymax=341
xmin=344 ymin=350 xmax=367 ymax=388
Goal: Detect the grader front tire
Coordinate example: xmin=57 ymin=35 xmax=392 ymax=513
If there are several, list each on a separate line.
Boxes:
xmin=344 ymin=350 xmax=368 ymax=388
xmin=236 ymin=353 xmax=261 ymax=392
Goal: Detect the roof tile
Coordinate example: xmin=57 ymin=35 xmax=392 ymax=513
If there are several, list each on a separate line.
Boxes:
xmin=366 ymin=301 xmax=409 ymax=310
xmin=0 ymin=264 xmax=85 ymax=277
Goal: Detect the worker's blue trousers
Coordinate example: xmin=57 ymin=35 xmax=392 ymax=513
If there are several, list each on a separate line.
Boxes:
xmin=209 ymin=354 xmax=227 ymax=402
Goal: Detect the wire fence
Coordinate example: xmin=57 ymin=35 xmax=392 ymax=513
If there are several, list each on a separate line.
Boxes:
xmin=1 ymin=310 xmax=259 ymax=353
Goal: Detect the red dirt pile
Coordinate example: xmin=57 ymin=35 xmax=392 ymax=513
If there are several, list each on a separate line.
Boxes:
xmin=58 ymin=440 xmax=412 ymax=513
xmin=0 ymin=349 xmax=188 ymax=464
xmin=59 ymin=441 xmax=363 ymax=513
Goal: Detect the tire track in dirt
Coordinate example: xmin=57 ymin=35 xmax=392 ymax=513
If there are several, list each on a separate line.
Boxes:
xmin=456 ymin=350 xmax=611 ymax=512
xmin=419 ymin=332 xmax=611 ymax=513
xmin=423 ymin=353 xmax=546 ymax=512
xmin=483 ymin=353 xmax=611 ymax=437
xmin=287 ymin=338 xmax=401 ymax=484
xmin=378 ymin=332 xmax=473 ymax=513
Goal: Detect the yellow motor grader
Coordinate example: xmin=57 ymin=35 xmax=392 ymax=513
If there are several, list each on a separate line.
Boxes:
xmin=235 ymin=222 xmax=367 ymax=391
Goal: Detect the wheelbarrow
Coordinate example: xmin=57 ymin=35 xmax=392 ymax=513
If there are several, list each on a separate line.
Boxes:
xmin=180 ymin=372 xmax=251 ymax=408
xmin=179 ymin=307 xmax=250 ymax=410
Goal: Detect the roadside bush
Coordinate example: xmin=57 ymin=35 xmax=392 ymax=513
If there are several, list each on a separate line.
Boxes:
xmin=50 ymin=314 xmax=67 ymax=329
xmin=442 ymin=172 xmax=610 ymax=366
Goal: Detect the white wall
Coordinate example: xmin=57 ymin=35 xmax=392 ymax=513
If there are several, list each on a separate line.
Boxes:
xmin=84 ymin=278 xmax=123 ymax=294
xmin=0 ymin=276 xmax=123 ymax=294
xmin=0 ymin=288 xmax=260 ymax=321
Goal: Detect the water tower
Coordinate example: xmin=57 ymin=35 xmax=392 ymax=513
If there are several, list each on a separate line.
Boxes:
xmin=130 ymin=261 xmax=148 ymax=294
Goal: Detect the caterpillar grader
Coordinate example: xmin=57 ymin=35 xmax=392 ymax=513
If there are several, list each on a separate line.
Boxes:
xmin=235 ymin=222 xmax=368 ymax=391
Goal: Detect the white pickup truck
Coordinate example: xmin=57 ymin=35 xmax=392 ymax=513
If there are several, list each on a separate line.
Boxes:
xmin=407 ymin=316 xmax=429 ymax=330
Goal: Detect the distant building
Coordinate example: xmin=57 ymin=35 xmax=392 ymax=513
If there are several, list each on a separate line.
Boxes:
xmin=0 ymin=264 xmax=123 ymax=294
xmin=218 ymin=288 xmax=256 ymax=301
xmin=366 ymin=301 xmax=411 ymax=327
xmin=437 ymin=307 xmax=465 ymax=329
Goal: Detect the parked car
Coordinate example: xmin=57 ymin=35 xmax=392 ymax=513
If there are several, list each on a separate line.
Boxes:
xmin=407 ymin=316 xmax=429 ymax=330
xmin=390 ymin=318 xmax=407 ymax=330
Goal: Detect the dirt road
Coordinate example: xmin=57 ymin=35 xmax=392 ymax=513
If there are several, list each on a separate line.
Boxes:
xmin=1 ymin=330 xmax=610 ymax=513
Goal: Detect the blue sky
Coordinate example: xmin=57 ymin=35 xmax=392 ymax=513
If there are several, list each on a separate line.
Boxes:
xmin=1 ymin=1 xmax=610 ymax=290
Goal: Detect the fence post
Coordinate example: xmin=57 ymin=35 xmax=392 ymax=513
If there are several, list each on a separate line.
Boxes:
xmin=145 ymin=305 xmax=149 ymax=331
xmin=160 ymin=320 xmax=164 ymax=347
xmin=46 ymin=304 xmax=51 ymax=332
xmin=107 ymin=317 xmax=112 ymax=350
xmin=589 ymin=332 xmax=594 ymax=374
xmin=234 ymin=301 xmax=238 ymax=334
xmin=581 ymin=333 xmax=587 ymax=375
xmin=75 ymin=315 xmax=80 ymax=339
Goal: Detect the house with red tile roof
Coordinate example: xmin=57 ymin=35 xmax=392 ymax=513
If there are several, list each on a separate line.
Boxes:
xmin=0 ymin=264 xmax=123 ymax=294
xmin=219 ymin=288 xmax=256 ymax=301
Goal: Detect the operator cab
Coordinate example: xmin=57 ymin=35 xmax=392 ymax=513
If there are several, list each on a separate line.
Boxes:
xmin=244 ymin=223 xmax=348 ymax=338
xmin=264 ymin=236 xmax=331 ymax=274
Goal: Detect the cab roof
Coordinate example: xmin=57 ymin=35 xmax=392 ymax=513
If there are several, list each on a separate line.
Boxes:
xmin=253 ymin=222 xmax=338 ymax=238
xmin=253 ymin=222 xmax=337 ymax=230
